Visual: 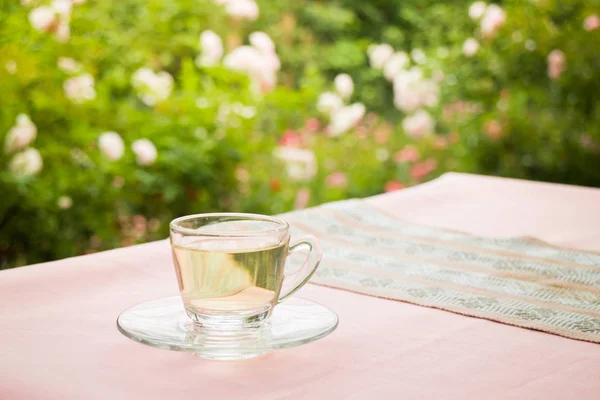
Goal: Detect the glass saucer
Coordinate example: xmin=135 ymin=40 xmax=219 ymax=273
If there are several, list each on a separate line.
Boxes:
xmin=117 ymin=296 xmax=338 ymax=360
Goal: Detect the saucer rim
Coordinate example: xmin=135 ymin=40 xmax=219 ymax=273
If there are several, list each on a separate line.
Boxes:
xmin=116 ymin=296 xmax=339 ymax=354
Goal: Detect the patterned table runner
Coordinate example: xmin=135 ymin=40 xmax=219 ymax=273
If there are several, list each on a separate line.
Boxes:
xmin=281 ymin=199 xmax=600 ymax=343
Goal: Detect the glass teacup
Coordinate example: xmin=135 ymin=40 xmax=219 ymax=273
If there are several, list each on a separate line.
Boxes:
xmin=169 ymin=213 xmax=321 ymax=330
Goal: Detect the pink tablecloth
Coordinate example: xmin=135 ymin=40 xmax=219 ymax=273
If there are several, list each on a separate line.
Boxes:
xmin=1 ymin=173 xmax=599 ymax=400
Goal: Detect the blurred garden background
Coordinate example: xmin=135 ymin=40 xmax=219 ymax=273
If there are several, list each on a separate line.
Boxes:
xmin=1 ymin=0 xmax=599 ymax=268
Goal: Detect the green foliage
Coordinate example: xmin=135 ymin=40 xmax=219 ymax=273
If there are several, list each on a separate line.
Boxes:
xmin=1 ymin=0 xmax=599 ymax=268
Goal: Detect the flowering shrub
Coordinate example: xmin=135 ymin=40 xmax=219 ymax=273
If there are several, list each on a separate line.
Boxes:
xmin=1 ymin=0 xmax=599 ymax=268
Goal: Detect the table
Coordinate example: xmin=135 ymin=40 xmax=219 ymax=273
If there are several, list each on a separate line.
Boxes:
xmin=1 ymin=173 xmax=599 ymax=399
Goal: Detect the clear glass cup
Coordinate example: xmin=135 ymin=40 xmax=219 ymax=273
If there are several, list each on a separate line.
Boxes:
xmin=169 ymin=213 xmax=321 ymax=330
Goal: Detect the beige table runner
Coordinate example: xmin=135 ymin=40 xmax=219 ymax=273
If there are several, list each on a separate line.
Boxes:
xmin=282 ymin=199 xmax=600 ymax=343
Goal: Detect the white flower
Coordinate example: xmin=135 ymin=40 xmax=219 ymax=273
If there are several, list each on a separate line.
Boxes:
xmin=57 ymin=57 xmax=81 ymax=74
xmin=64 ymin=74 xmax=96 ymax=103
xmin=223 ymin=46 xmax=280 ymax=93
xmin=132 ymin=68 xmax=174 ymax=106
xmin=376 ymin=148 xmax=389 ymax=162
xmin=274 ymin=147 xmax=317 ymax=181
xmin=253 ymin=66 xmax=278 ymax=93
xmin=547 ymin=49 xmax=566 ymax=80
xmin=223 ymin=46 xmax=259 ymax=71
xmin=29 ymin=6 xmax=57 ymax=32
xmin=249 ymin=31 xmax=275 ymax=53
xmin=258 ymin=50 xmax=280 ymax=71
xmin=58 ymin=196 xmax=73 ymax=209
xmin=4 ymin=114 xmax=37 ymax=153
xmin=98 ymin=132 xmax=124 ymax=161
xmin=394 ymin=91 xmax=421 ymax=113
xmin=480 ymin=4 xmax=506 ymax=38
xmin=383 ymin=52 xmax=410 ymax=81
xmin=394 ymin=67 xmax=423 ymax=87
xmin=248 ymin=32 xmax=280 ymax=72
xmin=367 ymin=44 xmax=394 ymax=70
xmin=224 ymin=0 xmax=259 ymax=21
xmin=5 ymin=61 xmax=17 ymax=75
xmin=410 ymin=49 xmax=427 ymax=65
xmin=196 ymin=30 xmax=223 ymax=67
xmin=51 ymin=0 xmax=72 ymax=17
xmin=132 ymin=139 xmax=158 ymax=166
xmin=393 ymin=67 xmax=439 ymax=112
xmin=55 ymin=21 xmax=70 ymax=43
xmin=462 ymin=38 xmax=480 ymax=56
xmin=334 ymin=73 xmax=353 ymax=100
xmin=419 ymin=81 xmax=439 ymax=107
xmin=10 ymin=148 xmax=43 ymax=177
xmin=316 ymin=92 xmax=343 ymax=115
xmin=402 ymin=110 xmax=435 ymax=139
xmin=328 ymin=103 xmax=366 ymax=136
xmin=469 ymin=1 xmax=487 ymax=20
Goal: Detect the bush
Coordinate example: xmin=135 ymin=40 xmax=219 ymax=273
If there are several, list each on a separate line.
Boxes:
xmin=1 ymin=0 xmax=599 ymax=268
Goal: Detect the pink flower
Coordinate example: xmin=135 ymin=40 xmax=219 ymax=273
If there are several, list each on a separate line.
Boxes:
xmin=384 ymin=181 xmax=405 ymax=192
xmin=394 ymin=145 xmax=420 ymax=163
xmin=374 ymin=128 xmax=389 ymax=144
xmin=484 ymin=120 xmax=502 ymax=140
xmin=305 ymin=118 xmax=320 ymax=132
xmin=433 ymin=137 xmax=448 ymax=149
xmin=279 ymin=130 xmax=302 ymax=148
xmin=326 ymin=171 xmax=347 ymax=188
xmin=547 ymin=49 xmax=566 ymax=80
xmin=148 ymin=218 xmax=161 ymax=232
xmin=235 ymin=167 xmax=249 ymax=182
xmin=449 ymin=132 xmax=460 ymax=144
xmin=294 ymin=188 xmax=311 ymax=209
xmin=133 ymin=215 xmax=147 ymax=230
xmin=410 ymin=158 xmax=437 ymax=180
xmin=584 ymin=14 xmax=600 ymax=31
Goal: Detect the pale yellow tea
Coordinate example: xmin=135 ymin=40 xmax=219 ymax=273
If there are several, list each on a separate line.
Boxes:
xmin=172 ymin=239 xmax=288 ymax=316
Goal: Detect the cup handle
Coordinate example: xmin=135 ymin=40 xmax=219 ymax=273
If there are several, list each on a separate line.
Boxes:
xmin=278 ymin=234 xmax=322 ymax=302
